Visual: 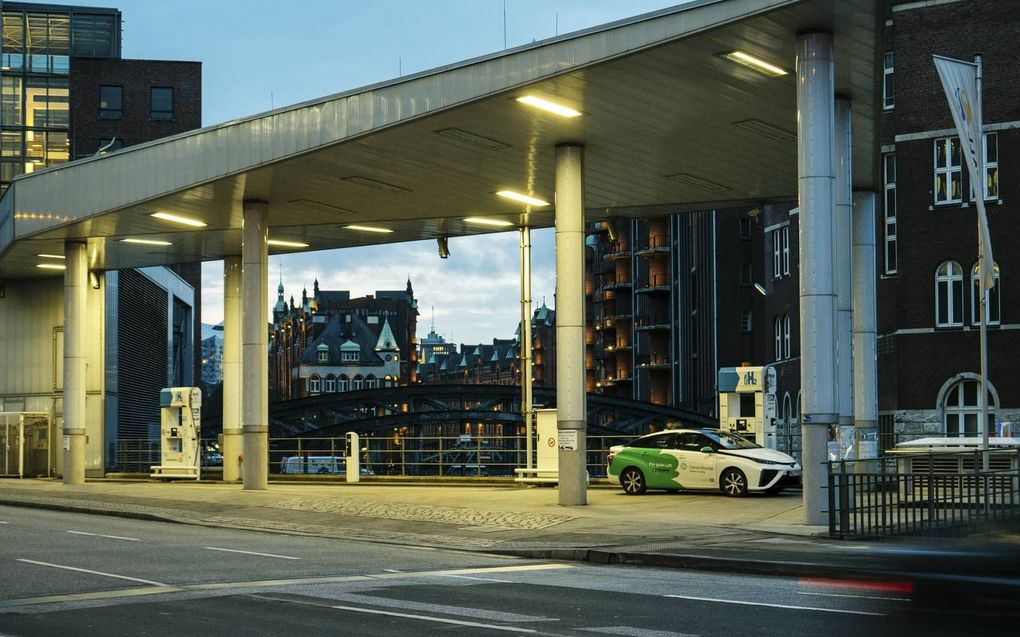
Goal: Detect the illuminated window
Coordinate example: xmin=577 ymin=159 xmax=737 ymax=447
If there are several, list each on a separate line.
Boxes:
xmin=970 ymin=261 xmax=1000 ymax=327
xmin=983 ymin=133 xmax=998 ymax=200
xmin=934 ymin=137 xmax=962 ymax=205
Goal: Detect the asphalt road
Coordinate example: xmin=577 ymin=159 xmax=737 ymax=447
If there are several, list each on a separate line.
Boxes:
xmin=0 ymin=506 xmax=1012 ymax=636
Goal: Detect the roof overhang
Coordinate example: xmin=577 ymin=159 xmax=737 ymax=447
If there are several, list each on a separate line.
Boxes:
xmin=0 ymin=0 xmax=882 ymax=280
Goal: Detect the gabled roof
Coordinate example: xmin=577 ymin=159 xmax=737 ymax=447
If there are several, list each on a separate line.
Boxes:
xmin=0 ymin=0 xmax=879 ymax=280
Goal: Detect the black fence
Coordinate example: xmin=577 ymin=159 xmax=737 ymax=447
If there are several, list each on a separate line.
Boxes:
xmin=827 ymin=449 xmax=1020 ymax=539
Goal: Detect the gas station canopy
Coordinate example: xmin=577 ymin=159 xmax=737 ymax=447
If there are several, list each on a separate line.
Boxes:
xmin=0 ymin=0 xmax=880 ymax=280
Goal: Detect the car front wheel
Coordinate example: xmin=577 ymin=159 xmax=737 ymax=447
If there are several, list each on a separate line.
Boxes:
xmin=620 ymin=467 xmax=647 ymax=495
xmin=720 ymin=468 xmax=748 ymax=497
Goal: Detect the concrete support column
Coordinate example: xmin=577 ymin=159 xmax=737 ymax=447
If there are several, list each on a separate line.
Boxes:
xmin=852 ymin=191 xmax=878 ymax=459
xmin=241 ymin=201 xmax=269 ymax=490
xmin=62 ymin=241 xmax=87 ymax=485
xmin=520 ymin=227 xmax=534 ymax=470
xmin=835 ymin=98 xmax=854 ymax=450
xmin=221 ymin=256 xmax=242 ymax=482
xmin=555 ymin=144 xmax=586 ymax=506
xmin=796 ymin=31 xmax=837 ymax=525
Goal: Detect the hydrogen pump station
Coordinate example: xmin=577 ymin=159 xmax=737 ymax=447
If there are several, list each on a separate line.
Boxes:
xmin=717 ymin=366 xmax=778 ymax=449
xmin=150 ymin=387 xmax=202 ymax=480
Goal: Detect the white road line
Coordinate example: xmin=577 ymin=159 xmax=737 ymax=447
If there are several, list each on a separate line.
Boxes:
xmin=203 ymin=546 xmax=300 ymax=560
xmin=66 ymin=530 xmax=139 ymax=541
xmin=663 ymin=594 xmax=884 ymax=617
xmin=16 ymin=559 xmax=169 ymax=587
xmin=579 ymin=627 xmax=699 ymax=637
xmin=799 ymin=591 xmax=911 ymax=602
xmin=438 ymin=574 xmax=512 ymax=583
xmin=328 ymin=604 xmax=537 ymax=633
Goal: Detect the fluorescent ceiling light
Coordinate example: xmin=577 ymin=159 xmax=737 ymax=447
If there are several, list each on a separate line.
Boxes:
xmin=496 ymin=190 xmax=550 ymax=207
xmin=516 ymin=95 xmax=582 ymax=118
xmin=36 ymin=253 xmax=65 ymax=259
xmin=721 ymin=50 xmax=788 ymax=77
xmin=344 ymin=224 xmax=393 ymax=234
xmin=150 ymin=212 xmax=207 ymax=227
xmin=267 ymin=239 xmax=310 ymax=248
xmin=36 ymin=263 xmax=66 ymax=270
xmin=463 ymin=216 xmax=514 ymax=228
xmin=122 ymin=238 xmax=173 ymax=246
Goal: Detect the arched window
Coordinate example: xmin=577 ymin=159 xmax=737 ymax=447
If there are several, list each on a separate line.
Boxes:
xmin=324 ymin=374 xmax=336 ymax=393
xmin=338 ymin=374 xmax=349 ymax=392
xmin=935 ymin=261 xmax=964 ymax=327
xmin=970 ymin=261 xmax=1000 ymax=326
xmin=941 ymin=376 xmax=997 ymax=437
xmin=308 ymin=374 xmax=321 ymax=395
xmin=774 ymin=316 xmax=783 ymax=361
xmin=783 ymin=315 xmax=792 ymax=359
xmin=353 ymin=375 xmax=364 ymax=391
xmin=366 ymin=374 xmax=378 ymax=389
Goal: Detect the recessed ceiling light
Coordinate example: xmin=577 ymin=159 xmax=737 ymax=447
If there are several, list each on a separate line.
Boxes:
xmin=267 ymin=239 xmax=310 ymax=248
xmin=344 ymin=224 xmax=394 ymax=234
xmin=516 ymin=95 xmax=582 ymax=118
xmin=36 ymin=263 xmax=66 ymax=270
xmin=496 ymin=190 xmax=550 ymax=207
xmin=36 ymin=253 xmax=65 ymax=259
xmin=720 ymin=50 xmax=788 ymax=77
xmin=150 ymin=212 xmax=207 ymax=227
xmin=463 ymin=216 xmax=515 ymax=228
xmin=122 ymin=238 xmax=173 ymax=246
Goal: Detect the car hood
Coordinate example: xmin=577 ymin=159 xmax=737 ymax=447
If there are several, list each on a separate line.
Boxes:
xmin=722 ymin=447 xmax=798 ymax=464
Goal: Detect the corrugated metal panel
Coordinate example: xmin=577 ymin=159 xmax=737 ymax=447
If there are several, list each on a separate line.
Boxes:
xmin=0 ymin=279 xmax=62 ymax=395
xmin=116 ymin=269 xmax=168 ymax=439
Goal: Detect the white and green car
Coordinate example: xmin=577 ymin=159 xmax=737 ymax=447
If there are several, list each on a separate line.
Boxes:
xmin=607 ymin=429 xmax=801 ymax=496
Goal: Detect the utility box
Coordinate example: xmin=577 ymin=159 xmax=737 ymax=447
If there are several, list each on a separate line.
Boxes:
xmin=150 ymin=387 xmax=201 ymax=480
xmin=717 ymin=366 xmax=777 ymax=448
xmin=514 ymin=408 xmax=559 ymax=483
xmin=345 ymin=431 xmax=360 ymax=483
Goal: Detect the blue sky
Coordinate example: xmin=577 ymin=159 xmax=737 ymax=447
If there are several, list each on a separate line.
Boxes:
xmin=71 ymin=0 xmax=683 ymax=343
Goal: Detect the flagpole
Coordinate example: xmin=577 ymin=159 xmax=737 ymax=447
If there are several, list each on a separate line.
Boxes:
xmin=976 ymin=53 xmax=990 ymax=471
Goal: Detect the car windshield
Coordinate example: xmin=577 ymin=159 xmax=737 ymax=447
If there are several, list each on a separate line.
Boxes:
xmin=703 ymin=430 xmax=759 ymax=450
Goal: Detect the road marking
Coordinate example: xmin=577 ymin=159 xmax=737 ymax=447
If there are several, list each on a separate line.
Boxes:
xmin=203 ymin=547 xmax=300 ymax=560
xmin=438 ymin=574 xmax=512 ymax=583
xmin=16 ymin=559 xmax=169 ymax=587
xmin=799 ymin=591 xmax=910 ymax=602
xmin=663 ymin=594 xmax=884 ymax=616
xmin=66 ymin=530 xmax=139 ymax=541
xmin=328 ymin=604 xmax=538 ymax=633
xmin=0 ymin=520 xmax=9 ymax=524
xmin=0 ymin=587 xmax=179 ymax=609
xmin=579 ymin=627 xmax=699 ymax=637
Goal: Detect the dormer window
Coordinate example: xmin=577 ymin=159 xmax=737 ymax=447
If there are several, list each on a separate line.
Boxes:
xmin=342 ymin=350 xmax=359 ymax=362
xmin=318 ymin=350 xmax=328 ymax=362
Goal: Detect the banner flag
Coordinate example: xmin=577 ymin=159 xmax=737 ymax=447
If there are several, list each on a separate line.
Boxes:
xmin=933 ymin=54 xmax=994 ymax=289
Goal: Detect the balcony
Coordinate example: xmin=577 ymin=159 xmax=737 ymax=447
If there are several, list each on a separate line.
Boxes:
xmin=604 ymin=241 xmax=631 ymax=259
xmin=635 ymin=272 xmax=670 ymax=294
xmin=634 ymin=234 xmax=671 ymax=256
xmin=605 ymin=273 xmax=632 ymax=290
xmin=638 ymin=353 xmax=671 ymax=370
xmin=635 ymin=314 xmax=671 ymax=331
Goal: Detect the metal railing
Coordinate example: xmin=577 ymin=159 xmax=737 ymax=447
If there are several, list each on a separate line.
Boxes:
xmin=827 ymin=449 xmax=1020 ymax=539
xmin=113 ymin=434 xmax=637 ymax=479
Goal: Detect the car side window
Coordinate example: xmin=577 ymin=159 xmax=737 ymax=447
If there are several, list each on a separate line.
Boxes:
xmin=695 ymin=434 xmax=718 ymax=451
xmin=676 ymin=433 xmax=703 ymax=451
xmin=631 ymin=435 xmax=668 ymax=449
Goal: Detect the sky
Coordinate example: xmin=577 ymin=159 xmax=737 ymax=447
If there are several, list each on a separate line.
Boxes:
xmin=68 ymin=0 xmax=684 ymax=344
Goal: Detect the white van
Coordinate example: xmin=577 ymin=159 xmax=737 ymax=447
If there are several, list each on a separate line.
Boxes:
xmin=279 ymin=455 xmax=344 ymax=475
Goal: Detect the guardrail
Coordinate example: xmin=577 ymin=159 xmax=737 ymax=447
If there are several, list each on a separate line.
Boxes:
xmin=826 ymin=450 xmax=1020 ymax=539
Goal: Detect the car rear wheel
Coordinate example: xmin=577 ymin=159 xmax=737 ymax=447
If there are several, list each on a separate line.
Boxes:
xmin=720 ymin=468 xmax=748 ymax=497
xmin=621 ymin=467 xmax=647 ymax=495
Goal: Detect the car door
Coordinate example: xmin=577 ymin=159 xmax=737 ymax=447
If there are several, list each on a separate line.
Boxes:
xmin=674 ymin=432 xmax=719 ymax=488
xmin=631 ymin=433 xmax=681 ymax=489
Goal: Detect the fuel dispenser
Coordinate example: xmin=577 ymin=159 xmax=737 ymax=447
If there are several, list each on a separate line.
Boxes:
xmin=151 ymin=387 xmax=201 ymax=480
xmin=345 ymin=431 xmax=360 ymax=483
xmin=717 ymin=365 xmax=777 ymax=449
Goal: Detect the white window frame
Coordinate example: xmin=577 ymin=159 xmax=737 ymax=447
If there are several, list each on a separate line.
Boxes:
xmin=317 ymin=349 xmax=328 ymax=363
xmin=342 ymin=350 xmax=359 ymax=362
xmin=783 ymin=315 xmax=791 ymax=360
xmin=970 ymin=261 xmax=1000 ymax=327
xmin=983 ymin=132 xmax=998 ymax=200
xmin=772 ymin=230 xmax=781 ymax=279
xmin=740 ymin=311 xmax=753 ymax=333
xmin=353 ymin=375 xmax=364 ymax=390
xmin=934 ymin=137 xmax=962 ymax=205
xmin=308 ymin=375 xmax=321 ymax=395
xmin=781 ymin=226 xmax=790 ymax=276
xmin=366 ymin=375 xmax=378 ymax=389
xmin=944 ymin=379 xmax=994 ymax=437
xmin=883 ymin=51 xmax=894 ymax=110
xmin=324 ymin=376 xmax=336 ymax=393
xmin=883 ymin=153 xmax=897 ymax=275
xmin=935 ymin=261 xmax=964 ymax=328
xmin=338 ymin=376 xmax=349 ymax=392
xmin=774 ymin=316 xmax=782 ymax=361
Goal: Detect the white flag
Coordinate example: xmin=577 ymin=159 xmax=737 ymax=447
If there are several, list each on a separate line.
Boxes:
xmin=933 ymin=54 xmax=994 ymax=289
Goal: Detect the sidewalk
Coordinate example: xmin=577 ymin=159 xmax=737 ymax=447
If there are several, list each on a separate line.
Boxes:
xmin=1 ymin=478 xmax=1016 ymax=584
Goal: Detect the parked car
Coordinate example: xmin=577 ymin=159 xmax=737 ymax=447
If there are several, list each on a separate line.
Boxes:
xmin=607 ymin=429 xmax=801 ymax=496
